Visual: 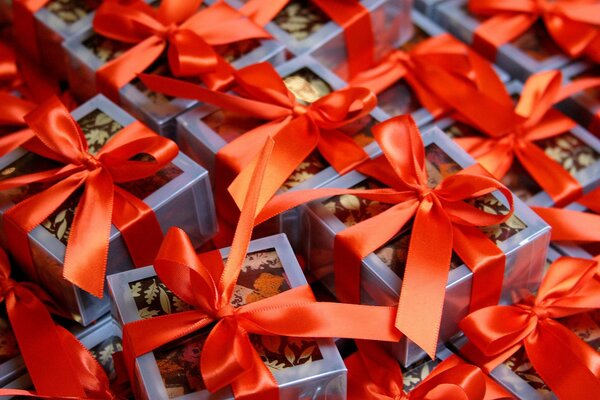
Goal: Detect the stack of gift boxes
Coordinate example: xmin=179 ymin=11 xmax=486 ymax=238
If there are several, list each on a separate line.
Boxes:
xmin=0 ymin=0 xmax=596 ymax=399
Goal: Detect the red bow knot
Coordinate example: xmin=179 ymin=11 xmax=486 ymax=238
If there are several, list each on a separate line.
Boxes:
xmin=0 ymin=96 xmax=178 ymax=298
xmin=460 ymin=256 xmax=600 ymax=400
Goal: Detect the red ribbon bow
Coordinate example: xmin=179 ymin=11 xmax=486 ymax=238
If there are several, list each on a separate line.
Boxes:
xmin=460 ymin=256 xmax=600 ymax=400
xmin=234 ymin=115 xmax=514 ymax=359
xmin=140 ymin=61 xmax=375 ymax=225
xmin=469 ymin=0 xmax=600 ymax=61
xmin=239 ymin=0 xmax=374 ymax=77
xmin=0 ymin=247 xmax=115 ymax=399
xmin=350 ymin=33 xmax=507 ymax=118
xmin=93 ymin=0 xmax=271 ymax=101
xmin=122 ymin=137 xmax=402 ymax=400
xmin=0 ymin=96 xmax=178 ymax=298
xmin=424 ymin=67 xmax=600 ymax=206
xmin=345 ymin=340 xmax=512 ymax=400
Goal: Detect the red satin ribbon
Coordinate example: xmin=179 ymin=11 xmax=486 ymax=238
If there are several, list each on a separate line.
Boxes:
xmin=240 ymin=0 xmax=374 ymax=77
xmin=0 ymin=247 xmax=115 ymax=399
xmin=469 ymin=0 xmax=600 ymax=60
xmin=0 ymin=96 xmax=178 ymax=298
xmin=350 ymin=33 xmax=507 ymax=118
xmin=140 ymin=62 xmax=375 ymax=225
xmin=93 ymin=0 xmax=271 ymax=101
xmin=231 ymin=115 xmax=514 ymax=359
xmin=122 ymin=137 xmax=402 ymax=399
xmin=345 ymin=340 xmax=512 ymax=400
xmin=460 ymin=256 xmax=600 ymax=400
xmin=11 ymin=0 xmax=47 ymax=61
xmin=425 ymin=67 xmax=600 ymax=206
xmin=533 ymin=186 xmax=600 ymax=243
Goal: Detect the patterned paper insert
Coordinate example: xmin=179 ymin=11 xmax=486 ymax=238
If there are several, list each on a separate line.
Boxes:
xmin=46 ymin=0 xmax=101 ymax=25
xmin=127 ymin=249 xmax=323 ymax=398
xmin=322 ymin=143 xmax=527 ymax=277
xmin=272 ymin=0 xmax=330 ymax=41
xmin=89 ymin=335 xmax=123 ymax=382
xmin=402 ymin=357 xmax=443 ymax=393
xmin=0 ymin=108 xmax=183 ymax=245
xmin=503 ymin=309 xmax=600 ymax=398
xmin=444 ymin=121 xmax=600 ymax=201
xmin=202 ymin=66 xmax=377 ymax=190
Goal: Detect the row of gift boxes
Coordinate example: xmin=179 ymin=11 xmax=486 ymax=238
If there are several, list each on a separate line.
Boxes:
xmin=1 ymin=235 xmax=592 ymax=400
xmin=9 ymin=0 xmax=409 ymax=121
xmin=21 ymin=0 xmax=599 ymax=141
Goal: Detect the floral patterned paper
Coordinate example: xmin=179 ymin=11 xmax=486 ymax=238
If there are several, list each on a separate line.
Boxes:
xmin=402 ymin=357 xmax=443 ymax=392
xmin=83 ymin=33 xmax=132 ymax=63
xmin=128 ymin=249 xmax=322 ymax=398
xmin=273 ymin=0 xmax=329 ymax=41
xmin=504 ymin=310 xmax=600 ymax=397
xmin=46 ymin=0 xmax=101 ymax=25
xmin=322 ymin=143 xmax=527 ymax=276
xmin=89 ymin=335 xmax=123 ymax=382
xmin=0 ymin=109 xmax=183 ymax=245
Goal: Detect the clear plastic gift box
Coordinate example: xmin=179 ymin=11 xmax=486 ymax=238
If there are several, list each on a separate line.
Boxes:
xmin=227 ymin=0 xmax=412 ymax=81
xmin=451 ymin=247 xmax=598 ymax=400
xmin=177 ymin=54 xmax=389 ymax=249
xmin=61 ymin=0 xmax=286 ymax=137
xmin=30 ymin=0 xmax=105 ymax=79
xmin=436 ymin=0 xmax=573 ymax=81
xmin=557 ymin=62 xmax=600 ymax=137
xmin=1 ymin=315 xmax=124 ymax=394
xmin=0 ymin=95 xmax=217 ymax=326
xmin=107 ymin=234 xmax=347 ymax=400
xmin=432 ymin=80 xmax=600 ymax=207
xmin=298 ymin=126 xmax=551 ymax=366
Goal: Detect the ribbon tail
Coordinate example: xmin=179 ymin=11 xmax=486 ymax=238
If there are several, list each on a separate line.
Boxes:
xmin=317 ymin=129 xmax=370 ymax=175
xmin=0 ymin=128 xmax=34 ymax=157
xmin=472 ymin=13 xmax=537 ymax=60
xmin=525 ymin=320 xmax=600 ymax=400
xmin=96 ymin=37 xmax=165 ymax=103
xmin=63 ymin=169 xmax=114 ymax=298
xmin=395 ymin=199 xmax=453 ymax=358
xmin=533 ymin=206 xmax=600 ymax=242
xmin=6 ymin=290 xmax=88 ymax=397
xmin=515 ymin=142 xmax=582 ymax=207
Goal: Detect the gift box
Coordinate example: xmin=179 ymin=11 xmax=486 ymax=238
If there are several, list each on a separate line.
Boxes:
xmin=455 ymin=253 xmax=600 ymax=400
xmin=16 ymin=0 xmax=106 ymax=79
xmin=2 ymin=315 xmax=124 ymax=392
xmin=432 ymin=80 xmax=600 ymax=207
xmin=347 ymin=9 xmax=509 ymax=125
xmin=228 ymin=0 xmax=412 ymax=80
xmin=557 ymin=61 xmax=600 ymax=137
xmin=107 ymin=233 xmax=346 ymax=400
xmin=62 ymin=0 xmax=285 ymax=137
xmin=0 ymin=94 xmax=216 ymax=326
xmin=436 ymin=0 xmax=574 ymax=81
xmin=299 ymin=125 xmax=550 ymax=366
xmin=177 ymin=54 xmax=388 ymax=248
